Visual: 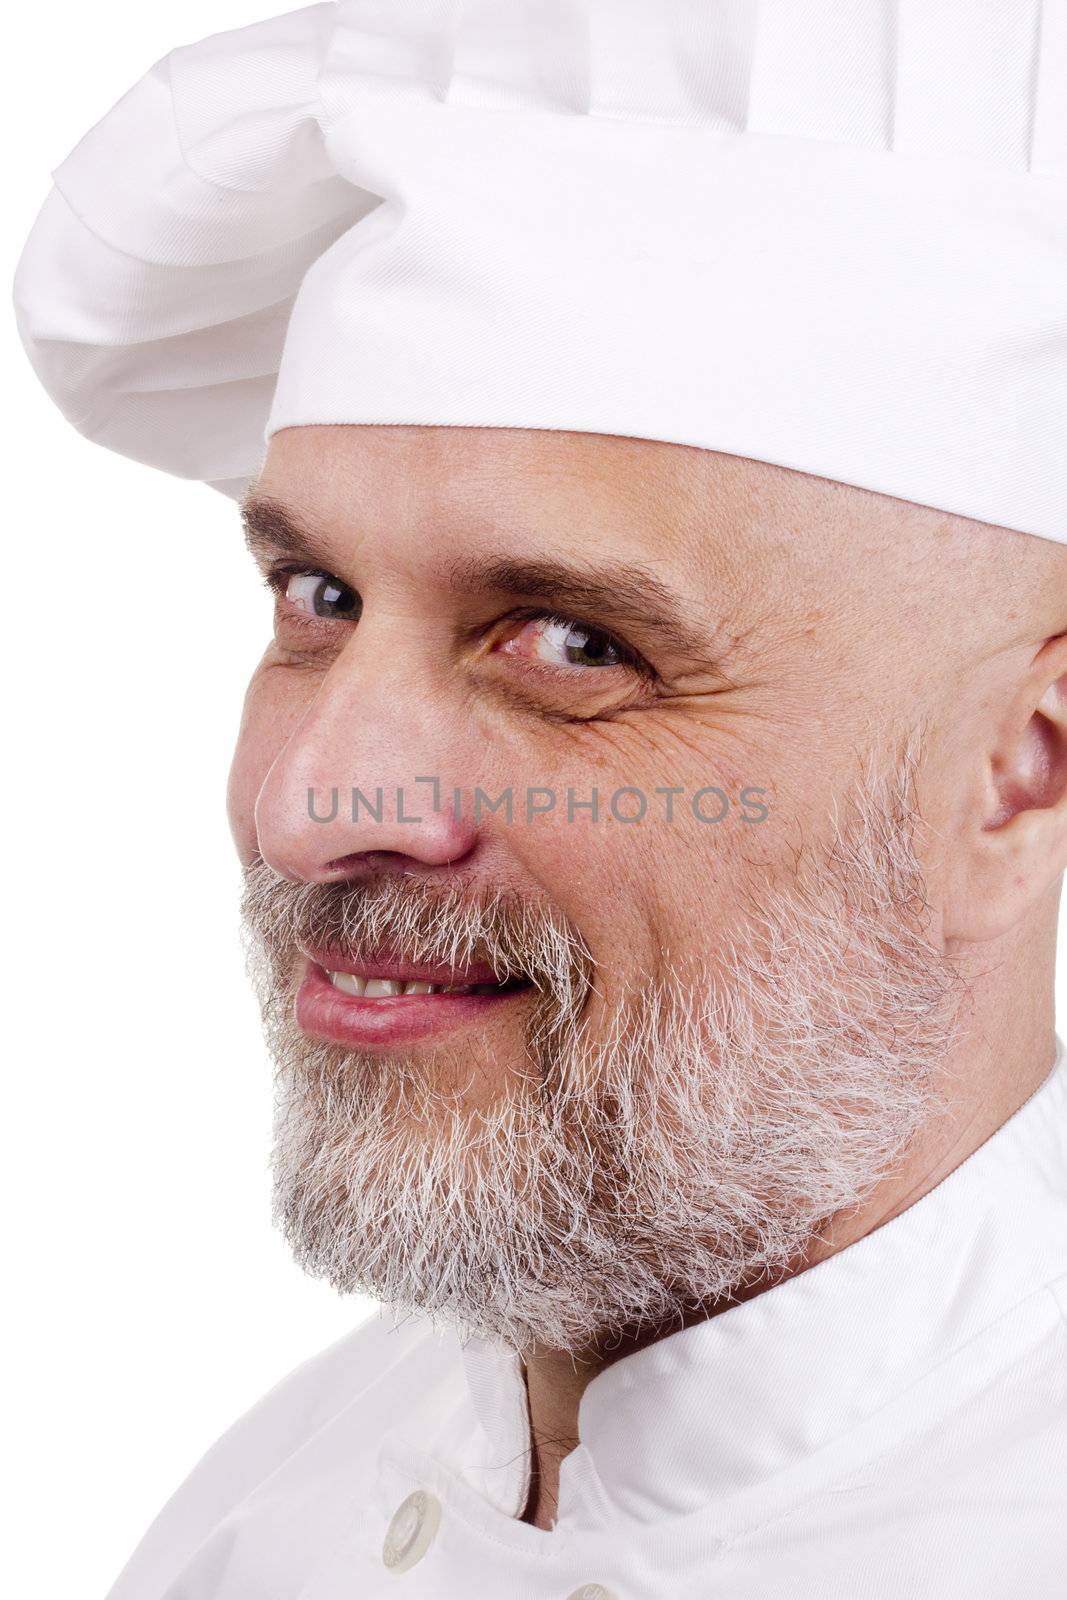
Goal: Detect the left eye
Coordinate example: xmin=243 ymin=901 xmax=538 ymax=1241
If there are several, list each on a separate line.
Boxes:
xmin=499 ymin=614 xmax=631 ymax=669
xmin=284 ymin=571 xmax=361 ymax=620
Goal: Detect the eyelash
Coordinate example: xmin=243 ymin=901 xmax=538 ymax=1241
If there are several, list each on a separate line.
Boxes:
xmin=264 ymin=563 xmax=331 ymax=598
xmin=263 ymin=564 xmax=651 ymax=676
xmin=501 ymin=607 xmax=648 ymax=675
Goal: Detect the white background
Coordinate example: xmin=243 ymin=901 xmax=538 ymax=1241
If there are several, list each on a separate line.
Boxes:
xmin=4 ymin=6 xmax=1066 ymax=1597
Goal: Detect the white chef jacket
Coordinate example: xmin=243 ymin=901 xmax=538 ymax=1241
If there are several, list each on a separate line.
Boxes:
xmin=105 ymin=1038 xmax=1067 ymax=1599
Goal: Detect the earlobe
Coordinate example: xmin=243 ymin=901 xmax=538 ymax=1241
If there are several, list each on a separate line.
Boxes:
xmin=944 ymin=649 xmax=1067 ymax=947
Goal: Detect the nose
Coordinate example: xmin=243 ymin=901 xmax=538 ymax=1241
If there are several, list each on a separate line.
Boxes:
xmin=254 ymin=658 xmax=479 ymax=884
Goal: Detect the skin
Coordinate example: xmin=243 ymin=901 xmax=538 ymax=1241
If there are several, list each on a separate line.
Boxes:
xmin=227 ymin=423 xmax=1067 ymax=1529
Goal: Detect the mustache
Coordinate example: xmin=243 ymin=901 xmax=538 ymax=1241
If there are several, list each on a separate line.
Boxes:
xmin=239 ymin=857 xmax=598 ymax=1037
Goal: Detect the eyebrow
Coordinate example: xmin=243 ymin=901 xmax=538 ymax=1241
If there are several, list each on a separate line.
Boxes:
xmin=240 ymin=492 xmax=729 ymax=670
xmin=240 ymin=492 xmax=340 ymax=572
xmin=445 ymin=552 xmax=722 ymax=666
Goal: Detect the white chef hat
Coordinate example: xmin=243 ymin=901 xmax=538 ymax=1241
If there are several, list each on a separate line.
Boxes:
xmin=12 ymin=1 xmax=1067 ymax=544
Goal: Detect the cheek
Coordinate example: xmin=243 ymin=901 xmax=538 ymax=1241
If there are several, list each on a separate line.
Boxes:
xmin=226 ymin=658 xmax=310 ymax=864
xmin=488 ymin=719 xmax=777 ymax=994
xmin=509 ymin=793 xmax=760 ymax=1002
xmin=226 ymin=736 xmax=263 ymax=866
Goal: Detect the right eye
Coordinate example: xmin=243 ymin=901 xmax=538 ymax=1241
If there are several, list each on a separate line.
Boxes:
xmin=281 ymin=570 xmax=362 ymax=621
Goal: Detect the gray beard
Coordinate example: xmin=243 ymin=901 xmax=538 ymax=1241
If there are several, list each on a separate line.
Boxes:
xmin=242 ymin=737 xmax=965 ymax=1357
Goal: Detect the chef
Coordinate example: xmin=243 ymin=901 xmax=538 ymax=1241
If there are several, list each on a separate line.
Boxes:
xmin=13 ymin=3 xmax=1067 ymax=1596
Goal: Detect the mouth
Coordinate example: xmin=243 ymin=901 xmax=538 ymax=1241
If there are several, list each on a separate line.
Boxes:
xmin=295 ymin=946 xmax=533 ymax=1047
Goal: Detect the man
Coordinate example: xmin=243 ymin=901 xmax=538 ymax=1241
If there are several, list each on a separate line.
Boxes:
xmin=13 ymin=3 xmax=1067 ymax=1596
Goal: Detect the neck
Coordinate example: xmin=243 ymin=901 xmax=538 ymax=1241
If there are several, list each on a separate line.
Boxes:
xmin=518 ymin=918 xmax=1059 ymax=1531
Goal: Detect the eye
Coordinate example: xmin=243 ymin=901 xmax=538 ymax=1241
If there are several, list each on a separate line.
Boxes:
xmin=497 ymin=613 xmax=634 ymax=669
xmin=281 ymin=570 xmax=361 ymax=621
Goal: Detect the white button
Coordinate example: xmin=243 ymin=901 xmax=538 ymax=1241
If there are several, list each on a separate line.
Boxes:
xmin=566 ymin=1587 xmax=618 ymax=1600
xmin=381 ymin=1489 xmax=442 ymax=1572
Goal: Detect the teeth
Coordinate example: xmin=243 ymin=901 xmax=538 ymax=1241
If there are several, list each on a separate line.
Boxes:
xmin=362 ymin=978 xmax=404 ymax=997
xmin=329 ymin=972 xmax=366 ymax=997
xmin=326 ymin=971 xmax=503 ymax=999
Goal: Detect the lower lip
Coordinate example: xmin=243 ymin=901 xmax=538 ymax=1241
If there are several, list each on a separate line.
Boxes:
xmin=295 ymin=961 xmax=526 ymax=1047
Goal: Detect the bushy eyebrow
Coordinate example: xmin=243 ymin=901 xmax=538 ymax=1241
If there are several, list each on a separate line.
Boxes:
xmin=240 ymin=492 xmax=729 ymax=670
xmin=446 ymin=552 xmax=720 ymax=666
xmin=240 ymin=492 xmax=339 ymax=572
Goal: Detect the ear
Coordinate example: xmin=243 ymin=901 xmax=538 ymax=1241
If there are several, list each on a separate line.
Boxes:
xmin=943 ymin=633 xmax=1067 ymax=945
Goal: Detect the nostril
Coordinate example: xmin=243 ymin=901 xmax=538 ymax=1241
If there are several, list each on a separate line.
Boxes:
xmin=322 ymin=849 xmax=452 ymax=877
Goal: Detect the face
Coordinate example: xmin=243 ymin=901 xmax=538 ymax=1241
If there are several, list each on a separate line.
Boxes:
xmin=230 ymin=425 xmax=973 ymax=1355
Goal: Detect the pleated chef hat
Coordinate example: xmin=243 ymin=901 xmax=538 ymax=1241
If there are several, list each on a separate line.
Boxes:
xmin=12 ymin=1 xmax=1067 ymax=544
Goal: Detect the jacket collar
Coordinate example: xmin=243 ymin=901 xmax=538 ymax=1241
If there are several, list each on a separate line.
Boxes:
xmin=460 ymin=1035 xmax=1067 ymax=1527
